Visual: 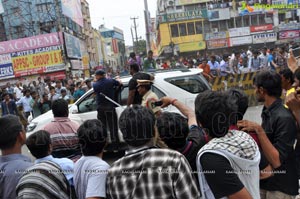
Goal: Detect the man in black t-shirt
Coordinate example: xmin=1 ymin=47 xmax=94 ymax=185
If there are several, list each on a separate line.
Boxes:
xmin=238 ymin=71 xmax=299 ymax=199
xmin=127 ymin=63 xmax=154 ymax=106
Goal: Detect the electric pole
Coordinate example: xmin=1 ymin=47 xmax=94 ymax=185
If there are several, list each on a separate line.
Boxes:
xmin=130 ymin=17 xmax=139 ymax=53
xmin=144 ymin=0 xmax=151 ymax=53
xmin=130 ymin=27 xmax=136 ymax=53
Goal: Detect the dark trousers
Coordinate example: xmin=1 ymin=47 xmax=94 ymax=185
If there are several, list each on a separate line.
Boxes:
xmin=24 ymin=112 xmax=31 ymax=119
xmin=97 ymin=107 xmax=119 ymax=144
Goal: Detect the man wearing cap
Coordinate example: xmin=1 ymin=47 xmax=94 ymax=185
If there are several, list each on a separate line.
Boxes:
xmin=137 ymin=79 xmax=161 ymax=116
xmin=93 ymin=70 xmax=122 ymax=150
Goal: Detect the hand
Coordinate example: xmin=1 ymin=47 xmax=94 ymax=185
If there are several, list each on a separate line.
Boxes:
xmin=160 ymin=97 xmax=173 ymax=108
xmin=286 ymin=92 xmax=300 ymax=112
xmin=237 ymin=120 xmax=263 ymax=134
xmin=288 ymin=49 xmax=298 ymax=73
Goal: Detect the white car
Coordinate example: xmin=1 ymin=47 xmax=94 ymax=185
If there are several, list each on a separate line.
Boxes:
xmin=27 ymin=68 xmax=211 ymax=140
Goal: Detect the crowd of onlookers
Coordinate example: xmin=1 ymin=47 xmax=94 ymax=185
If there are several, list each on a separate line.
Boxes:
xmin=0 ymin=49 xmax=300 ymax=199
xmin=0 ymin=75 xmax=94 ymax=127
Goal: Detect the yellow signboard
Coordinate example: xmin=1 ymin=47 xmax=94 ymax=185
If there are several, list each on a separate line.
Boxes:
xmin=179 ymin=41 xmax=206 ymax=52
xmin=12 ymin=50 xmax=63 ymax=77
xmin=178 ymin=0 xmax=210 ymax=6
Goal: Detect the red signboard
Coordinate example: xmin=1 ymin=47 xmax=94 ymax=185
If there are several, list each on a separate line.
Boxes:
xmin=207 ymin=39 xmax=229 ymax=49
xmin=279 ymin=30 xmax=300 ymax=39
xmin=250 ymin=24 xmax=273 ymax=32
xmin=112 ymin=39 xmax=119 ymax=54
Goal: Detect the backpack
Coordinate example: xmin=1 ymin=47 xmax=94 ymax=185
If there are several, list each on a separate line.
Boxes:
xmin=16 ymin=161 xmax=76 ymax=199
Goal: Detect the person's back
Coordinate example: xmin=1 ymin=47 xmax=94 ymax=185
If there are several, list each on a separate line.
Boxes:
xmin=74 ymin=120 xmax=110 ymax=199
xmin=16 ymin=161 xmax=73 ymax=199
xmin=0 ymin=115 xmax=33 ymax=199
xmin=106 ymin=105 xmax=200 ymax=199
xmin=43 ymin=99 xmax=81 ymax=162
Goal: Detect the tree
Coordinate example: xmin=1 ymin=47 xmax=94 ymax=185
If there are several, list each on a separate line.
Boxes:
xmin=134 ymin=39 xmax=147 ymax=56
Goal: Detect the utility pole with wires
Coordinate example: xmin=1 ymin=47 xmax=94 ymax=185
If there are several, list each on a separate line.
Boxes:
xmin=130 ymin=27 xmax=136 ymax=53
xmin=131 ymin=17 xmax=139 ymax=53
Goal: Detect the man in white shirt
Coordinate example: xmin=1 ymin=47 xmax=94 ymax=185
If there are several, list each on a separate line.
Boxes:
xmin=14 ymin=82 xmax=23 ymax=100
xmin=259 ymin=47 xmax=269 ymax=70
xmin=16 ymin=89 xmax=32 ymax=119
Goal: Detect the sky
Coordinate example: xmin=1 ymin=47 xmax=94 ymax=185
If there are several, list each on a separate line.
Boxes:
xmin=86 ymin=0 xmax=157 ymax=46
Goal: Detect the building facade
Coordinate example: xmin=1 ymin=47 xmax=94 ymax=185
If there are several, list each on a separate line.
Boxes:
xmin=156 ymin=0 xmax=300 ymax=57
xmin=99 ymin=25 xmax=126 ymax=70
xmin=0 ymin=0 xmax=94 ymax=84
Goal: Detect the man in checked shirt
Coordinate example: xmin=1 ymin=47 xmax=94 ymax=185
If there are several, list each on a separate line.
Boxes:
xmin=106 ymin=105 xmax=200 ymax=199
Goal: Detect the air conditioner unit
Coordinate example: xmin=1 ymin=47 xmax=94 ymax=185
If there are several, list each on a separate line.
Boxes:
xmin=212 ymin=28 xmax=218 ymax=33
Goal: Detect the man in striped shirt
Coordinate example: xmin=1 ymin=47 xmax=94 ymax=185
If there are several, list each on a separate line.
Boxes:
xmin=43 ymin=99 xmax=82 ymax=162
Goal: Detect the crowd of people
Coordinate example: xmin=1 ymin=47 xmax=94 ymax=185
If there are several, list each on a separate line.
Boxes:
xmin=0 ymin=48 xmax=300 ymax=199
xmin=0 ymin=76 xmax=93 ymax=128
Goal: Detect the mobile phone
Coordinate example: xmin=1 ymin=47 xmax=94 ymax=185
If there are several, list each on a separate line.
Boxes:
xmin=151 ymin=101 xmax=163 ymax=107
xmin=292 ymin=46 xmax=300 ymax=58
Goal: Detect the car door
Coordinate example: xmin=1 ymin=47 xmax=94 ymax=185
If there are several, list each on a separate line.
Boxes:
xmin=72 ymin=92 xmax=98 ymax=123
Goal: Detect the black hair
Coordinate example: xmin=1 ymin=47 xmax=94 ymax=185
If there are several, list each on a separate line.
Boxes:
xmin=30 ymin=91 xmax=36 ymax=95
xmin=226 ymin=89 xmax=249 ymax=124
xmin=130 ymin=63 xmax=140 ymax=72
xmin=280 ymin=68 xmax=294 ymax=85
xmin=0 ymin=115 xmax=23 ymax=150
xmin=119 ymin=105 xmax=155 ymax=147
xmin=52 ymin=99 xmax=68 ymax=117
xmin=294 ymin=68 xmax=300 ymax=82
xmin=253 ymin=71 xmax=282 ymax=98
xmin=49 ymin=86 xmax=55 ymax=91
xmin=76 ymin=82 xmax=81 ymax=87
xmin=26 ymin=130 xmax=51 ymax=159
xmin=56 ymin=80 xmax=61 ymax=84
xmin=157 ymin=112 xmax=188 ymax=149
xmin=148 ymin=50 xmax=153 ymax=54
xmin=77 ymin=119 xmax=107 ymax=156
xmin=195 ymin=90 xmax=237 ymax=138
xmin=42 ymin=93 xmax=48 ymax=98
xmin=2 ymin=92 xmax=9 ymax=98
xmin=234 ymin=51 xmax=240 ymax=56
xmin=130 ymin=52 xmax=136 ymax=58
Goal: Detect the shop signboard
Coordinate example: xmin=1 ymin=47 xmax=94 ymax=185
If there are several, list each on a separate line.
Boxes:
xmin=205 ymin=31 xmax=227 ymax=40
xmin=208 ymin=8 xmax=230 ymax=21
xmin=250 ymin=24 xmax=273 ymax=32
xmin=229 ymin=27 xmax=250 ymax=37
xmin=252 ymin=32 xmax=277 ymax=44
xmin=207 ymin=39 xmax=229 ymax=49
xmin=229 ymin=36 xmax=252 ymax=46
xmin=279 ymin=30 xmax=300 ymax=39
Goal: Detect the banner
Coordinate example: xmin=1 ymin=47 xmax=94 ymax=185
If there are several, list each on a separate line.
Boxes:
xmin=208 ymin=8 xmax=230 ymax=21
xmin=229 ymin=36 xmax=252 ymax=46
xmin=71 ymin=60 xmax=83 ymax=70
xmin=61 ymin=0 xmax=83 ymax=27
xmin=229 ymin=27 xmax=250 ymax=37
xmin=0 ymin=54 xmax=14 ymax=78
xmin=252 ymin=32 xmax=277 ymax=44
xmin=178 ymin=0 xmax=210 ymax=5
xmin=64 ymin=33 xmax=82 ymax=59
xmin=0 ymin=32 xmax=63 ymax=55
xmin=12 ymin=46 xmax=64 ymax=77
xmin=80 ymin=40 xmax=89 ymax=69
xmin=179 ymin=41 xmax=206 ymax=52
xmin=112 ymin=39 xmax=119 ymax=54
xmin=205 ymin=31 xmax=227 ymax=40
xmin=250 ymin=24 xmax=273 ymax=32
xmin=279 ymin=30 xmax=300 ymax=39
xmin=207 ymin=39 xmax=229 ymax=49
xmin=278 ymin=22 xmax=300 ymax=31
xmin=159 ymin=10 xmax=207 ymax=23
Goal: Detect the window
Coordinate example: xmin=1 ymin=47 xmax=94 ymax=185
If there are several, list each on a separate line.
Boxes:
xmin=228 ymin=19 xmax=234 ymax=28
xmin=211 ymin=21 xmax=218 ymax=29
xmin=251 ymin=15 xmax=258 ymax=26
xmin=187 ymin=22 xmax=195 ymax=35
xmin=78 ymin=93 xmax=97 ymax=113
xmin=195 ymin=21 xmax=203 ymax=34
xmin=203 ymin=21 xmax=210 ymax=33
xmin=152 ymin=86 xmax=166 ymax=99
xmin=179 ymin=23 xmax=187 ymax=36
xmin=243 ymin=15 xmax=250 ymax=27
xmin=219 ymin=20 xmax=227 ymax=31
xmin=165 ymin=75 xmax=210 ymax=94
xmin=120 ymin=86 xmax=129 ymax=106
xmin=170 ymin=24 xmax=179 ymax=37
xmin=258 ymin=14 xmax=265 ymax=24
xmin=235 ymin=17 xmax=242 ymax=27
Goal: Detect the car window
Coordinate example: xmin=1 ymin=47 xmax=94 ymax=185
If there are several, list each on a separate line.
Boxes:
xmin=152 ymin=85 xmax=166 ymax=98
xmin=165 ymin=75 xmax=210 ymax=94
xmin=120 ymin=86 xmax=129 ymax=106
xmin=78 ymin=92 xmax=97 ymax=113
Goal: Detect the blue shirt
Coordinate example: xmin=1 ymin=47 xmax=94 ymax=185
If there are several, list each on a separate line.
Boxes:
xmin=268 ymin=54 xmax=276 ymax=71
xmin=35 ymin=155 xmax=74 ymax=186
xmin=17 ymin=96 xmax=33 ymax=112
xmin=93 ymin=78 xmax=120 ymax=108
xmin=1 ymin=100 xmax=18 ymax=116
xmin=0 ymin=154 xmax=33 ymax=199
xmin=208 ymin=61 xmax=220 ymax=76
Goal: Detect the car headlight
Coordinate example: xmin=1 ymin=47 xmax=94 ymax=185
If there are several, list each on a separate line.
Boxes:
xmin=26 ymin=122 xmax=37 ymax=132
